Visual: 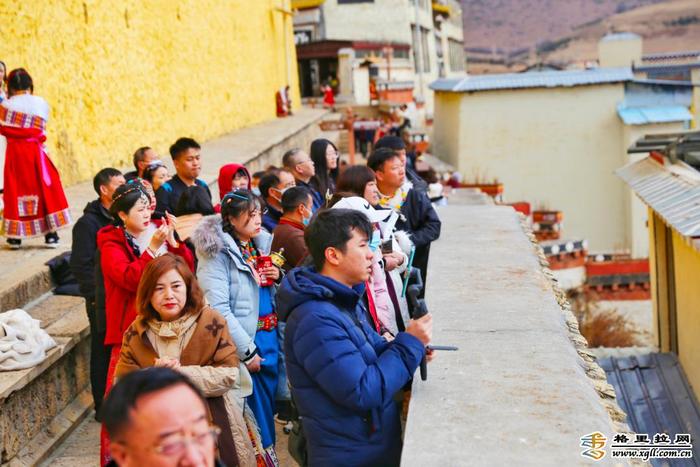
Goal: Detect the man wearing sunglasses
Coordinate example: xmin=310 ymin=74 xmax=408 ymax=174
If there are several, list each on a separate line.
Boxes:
xmin=103 ymin=367 xmax=223 ymax=467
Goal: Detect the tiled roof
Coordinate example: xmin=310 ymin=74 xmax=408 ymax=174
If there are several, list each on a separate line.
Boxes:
xmin=617 ymin=104 xmax=693 ymax=125
xmin=642 ymin=50 xmax=700 ymax=63
xmin=599 ymin=353 xmax=700 ymax=465
xmin=635 ymin=63 xmax=700 ymax=73
xmin=616 ymin=156 xmax=700 ymax=239
xmin=431 ymin=67 xmax=633 ymax=92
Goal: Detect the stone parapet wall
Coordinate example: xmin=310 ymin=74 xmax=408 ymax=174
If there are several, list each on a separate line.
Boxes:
xmin=402 ymin=203 xmax=638 ymax=466
xmin=1 ymin=338 xmax=89 ymax=464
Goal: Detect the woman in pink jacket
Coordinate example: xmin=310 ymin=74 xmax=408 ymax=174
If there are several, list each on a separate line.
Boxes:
xmin=336 ymin=166 xmax=411 ymax=335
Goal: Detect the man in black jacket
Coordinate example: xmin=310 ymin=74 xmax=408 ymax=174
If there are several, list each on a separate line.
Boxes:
xmin=70 ymin=167 xmax=125 ymax=417
xmin=368 ymin=148 xmax=441 ymax=295
xmin=155 ymin=137 xmax=211 ymax=214
xmin=374 ymin=135 xmax=428 ymax=193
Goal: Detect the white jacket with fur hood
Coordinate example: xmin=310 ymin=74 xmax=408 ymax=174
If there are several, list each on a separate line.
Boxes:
xmin=191 ymin=215 xmax=273 ymax=362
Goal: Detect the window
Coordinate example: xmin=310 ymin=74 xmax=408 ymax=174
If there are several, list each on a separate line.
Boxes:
xmin=411 ymin=25 xmax=431 ymax=73
xmin=413 ymin=0 xmax=430 ymax=10
xmin=448 ymin=39 xmax=465 ymax=72
xmin=393 ymin=48 xmax=410 ymax=59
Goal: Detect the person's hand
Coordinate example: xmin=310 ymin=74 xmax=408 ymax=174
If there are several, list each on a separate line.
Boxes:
xmin=245 ymin=354 xmax=264 ymax=373
xmin=154 ymin=357 xmax=180 ymax=369
xmin=406 ymin=313 xmax=432 ymax=346
xmin=148 ymin=224 xmax=168 ymax=253
xmin=383 ymin=252 xmax=404 ymax=271
xmin=426 ymin=346 xmax=436 ymax=363
xmin=164 ymin=211 xmax=179 ymax=247
xmin=260 ymin=265 xmax=280 ymax=282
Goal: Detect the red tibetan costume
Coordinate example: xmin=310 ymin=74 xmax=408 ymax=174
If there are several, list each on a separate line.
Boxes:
xmin=322 ymin=84 xmax=335 ymax=108
xmin=0 ymin=95 xmax=72 ymax=238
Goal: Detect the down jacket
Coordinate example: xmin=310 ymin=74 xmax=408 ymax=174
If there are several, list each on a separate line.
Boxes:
xmin=191 ymin=215 xmax=273 ymax=362
xmin=276 ymin=267 xmax=424 ymax=467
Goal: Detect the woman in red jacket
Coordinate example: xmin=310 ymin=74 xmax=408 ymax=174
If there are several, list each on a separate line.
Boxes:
xmin=97 ymin=181 xmax=193 ymax=465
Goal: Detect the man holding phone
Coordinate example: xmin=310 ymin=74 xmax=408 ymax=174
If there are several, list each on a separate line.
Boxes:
xmin=277 ymin=209 xmax=433 ymax=466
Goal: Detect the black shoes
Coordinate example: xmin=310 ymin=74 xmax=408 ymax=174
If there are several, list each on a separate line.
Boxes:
xmin=6 ymin=233 xmax=60 ymax=249
xmin=44 ymin=232 xmax=60 ymax=248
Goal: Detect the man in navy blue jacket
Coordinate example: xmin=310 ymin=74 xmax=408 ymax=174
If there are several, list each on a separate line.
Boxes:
xmin=277 ymin=209 xmax=432 ymax=466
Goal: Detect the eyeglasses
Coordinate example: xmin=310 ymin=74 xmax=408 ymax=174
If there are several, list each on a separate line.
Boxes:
xmin=152 ymin=425 xmax=221 ymax=457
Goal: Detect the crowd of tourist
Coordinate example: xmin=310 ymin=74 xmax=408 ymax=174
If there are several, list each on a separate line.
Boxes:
xmin=0 ymin=67 xmax=443 ymax=467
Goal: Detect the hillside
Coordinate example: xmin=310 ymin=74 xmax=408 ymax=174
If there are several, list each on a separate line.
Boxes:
xmin=462 ymin=0 xmax=700 ymax=74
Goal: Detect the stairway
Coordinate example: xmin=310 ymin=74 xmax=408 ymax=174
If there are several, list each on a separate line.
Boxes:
xmin=0 ymin=263 xmax=91 ymax=466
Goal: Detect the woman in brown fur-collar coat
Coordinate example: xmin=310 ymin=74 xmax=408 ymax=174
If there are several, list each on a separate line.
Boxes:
xmin=114 ymin=254 xmax=257 ymax=467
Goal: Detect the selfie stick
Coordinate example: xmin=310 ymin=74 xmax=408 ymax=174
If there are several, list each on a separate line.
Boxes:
xmin=401 ymin=246 xmax=416 ymax=298
xmin=406 ymin=269 xmax=428 ymax=381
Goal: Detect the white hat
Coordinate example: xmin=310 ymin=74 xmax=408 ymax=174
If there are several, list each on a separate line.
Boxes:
xmin=331 ymin=196 xmax=392 ymax=223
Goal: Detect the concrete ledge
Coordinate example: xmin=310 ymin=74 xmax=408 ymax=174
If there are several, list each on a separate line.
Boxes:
xmin=0 ymin=268 xmax=52 ymax=313
xmin=402 ymin=205 xmax=629 ymax=466
xmin=8 ymin=389 xmax=92 ymax=467
xmin=200 ymin=107 xmax=333 ymax=199
xmin=0 ymin=295 xmax=89 ymax=464
xmin=0 ymin=296 xmax=88 ymax=400
xmin=0 ymin=337 xmax=90 ymax=464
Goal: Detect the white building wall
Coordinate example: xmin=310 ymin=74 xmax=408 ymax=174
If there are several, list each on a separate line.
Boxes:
xmin=434 ymin=84 xmax=634 ymax=253
xmin=410 ymin=1 xmax=439 ymax=114
xmin=321 ymin=0 xmax=413 ymax=44
xmin=315 ymin=0 xmax=464 ymax=116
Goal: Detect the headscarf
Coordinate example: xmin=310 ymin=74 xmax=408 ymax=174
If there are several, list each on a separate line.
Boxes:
xmin=217 ymin=163 xmax=251 ymax=201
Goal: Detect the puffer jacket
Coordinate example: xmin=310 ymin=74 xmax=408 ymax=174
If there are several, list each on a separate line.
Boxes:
xmin=191 ymin=215 xmax=273 ymax=362
xmin=276 ymin=266 xmax=424 ymax=467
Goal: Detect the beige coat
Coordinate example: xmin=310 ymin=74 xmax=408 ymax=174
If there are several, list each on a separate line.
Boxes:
xmin=115 ymin=306 xmax=257 ymax=467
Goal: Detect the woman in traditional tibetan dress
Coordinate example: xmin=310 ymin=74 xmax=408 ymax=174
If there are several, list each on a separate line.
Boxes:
xmin=0 ymin=68 xmax=71 ymax=248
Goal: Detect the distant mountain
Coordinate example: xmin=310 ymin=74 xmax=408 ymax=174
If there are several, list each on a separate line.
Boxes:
xmin=461 ymin=0 xmax=700 ymax=73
